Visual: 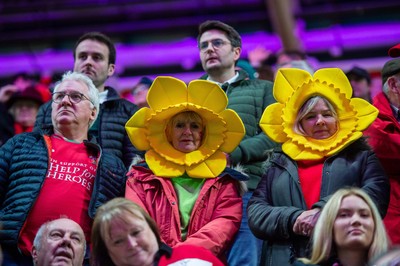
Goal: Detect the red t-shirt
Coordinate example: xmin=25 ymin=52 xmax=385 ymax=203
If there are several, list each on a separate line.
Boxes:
xmin=18 ymin=134 xmax=97 ymax=255
xmin=297 ymin=159 xmax=324 ymax=209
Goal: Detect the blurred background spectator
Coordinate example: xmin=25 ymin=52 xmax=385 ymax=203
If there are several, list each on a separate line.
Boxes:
xmin=346 ymin=66 xmax=372 ymax=102
xmin=0 ymin=84 xmax=51 ymax=146
xmin=120 ymin=76 xmax=152 ymax=108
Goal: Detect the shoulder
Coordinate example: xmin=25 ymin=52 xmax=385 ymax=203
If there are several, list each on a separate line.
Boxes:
xmin=220 ymin=166 xmax=249 ymax=181
xmin=340 ymin=137 xmax=372 ymax=155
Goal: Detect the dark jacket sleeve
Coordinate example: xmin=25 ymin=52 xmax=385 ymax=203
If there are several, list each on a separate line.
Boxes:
xmin=0 ymin=136 xmax=13 ymax=205
xmin=247 ymin=167 xmax=303 ymax=241
xmin=358 ymin=150 xmax=390 ymax=218
xmin=0 ymin=102 xmax=14 ymax=146
xmin=33 ymin=101 xmax=52 ymax=132
xmin=230 ymin=79 xmax=278 ymax=164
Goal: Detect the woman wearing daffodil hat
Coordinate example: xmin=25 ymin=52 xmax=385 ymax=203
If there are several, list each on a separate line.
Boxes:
xmin=124 ymin=76 xmax=248 ymax=263
xmin=247 ymin=68 xmax=390 ymax=266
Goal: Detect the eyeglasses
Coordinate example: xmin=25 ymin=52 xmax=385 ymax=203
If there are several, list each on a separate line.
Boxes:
xmin=199 ymin=39 xmax=230 ymax=51
xmin=52 ymin=92 xmax=91 ymax=104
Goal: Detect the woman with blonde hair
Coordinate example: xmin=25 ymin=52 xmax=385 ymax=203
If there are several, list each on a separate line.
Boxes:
xmin=247 ymin=68 xmax=389 ymax=266
xmin=294 ymin=187 xmax=390 ymax=266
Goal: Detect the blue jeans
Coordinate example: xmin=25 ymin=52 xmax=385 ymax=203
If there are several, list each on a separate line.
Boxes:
xmin=227 ymin=191 xmax=263 ymax=266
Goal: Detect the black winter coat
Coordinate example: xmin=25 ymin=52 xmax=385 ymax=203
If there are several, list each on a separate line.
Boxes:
xmin=247 ymin=138 xmax=389 ymax=266
xmin=0 ymin=129 xmax=127 ymax=249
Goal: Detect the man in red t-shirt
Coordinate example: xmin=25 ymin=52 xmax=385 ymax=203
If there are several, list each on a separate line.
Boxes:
xmin=0 ymin=71 xmax=127 ymax=266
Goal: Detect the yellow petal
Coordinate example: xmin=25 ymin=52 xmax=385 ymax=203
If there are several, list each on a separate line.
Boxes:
xmin=145 ymin=150 xmax=185 ymax=177
xmin=125 ymin=108 xmax=152 ymax=150
xmin=274 ymin=68 xmax=312 ymax=103
xmin=326 ymin=133 xmax=363 ymax=156
xmin=314 ymin=68 xmax=352 ymax=98
xmin=147 ymin=76 xmax=188 ymax=111
xmin=219 ymin=109 xmax=245 ymax=152
xmin=350 ymin=98 xmax=379 ymax=131
xmin=186 ymin=151 xmax=227 ymax=178
xmin=188 ymin=80 xmax=228 ymax=113
xmin=259 ymin=103 xmax=287 ymax=143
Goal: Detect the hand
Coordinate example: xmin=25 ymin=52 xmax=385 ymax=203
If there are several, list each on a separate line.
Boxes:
xmin=293 ymin=208 xmax=321 ymax=237
xmin=0 ymin=84 xmax=19 ymax=103
xmin=248 ymin=46 xmax=272 ymax=67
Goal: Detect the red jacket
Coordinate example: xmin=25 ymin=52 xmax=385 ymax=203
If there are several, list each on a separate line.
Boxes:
xmin=364 ymin=92 xmax=400 ymax=244
xmin=125 ymin=165 xmax=243 ymax=260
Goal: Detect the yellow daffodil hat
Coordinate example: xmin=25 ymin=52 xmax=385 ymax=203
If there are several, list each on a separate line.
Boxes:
xmin=125 ymin=76 xmax=245 ymax=178
xmin=260 ymin=68 xmax=378 ymax=160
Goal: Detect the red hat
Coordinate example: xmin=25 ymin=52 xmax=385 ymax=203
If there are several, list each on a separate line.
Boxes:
xmin=7 ymin=84 xmax=51 ymax=108
xmin=388 ymin=43 xmax=400 ymax=58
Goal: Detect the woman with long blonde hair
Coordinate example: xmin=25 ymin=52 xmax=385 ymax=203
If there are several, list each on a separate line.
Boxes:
xmin=294 ymin=187 xmax=390 ymax=266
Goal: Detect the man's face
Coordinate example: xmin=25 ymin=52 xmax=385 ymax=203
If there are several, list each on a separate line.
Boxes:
xmin=350 ymin=78 xmax=370 ymax=100
xmin=199 ymin=29 xmax=241 ymax=74
xmin=51 ymin=80 xmax=96 ymax=133
xmin=32 ymin=218 xmax=86 ymax=266
xmin=11 ymin=99 xmax=40 ymax=127
xmin=73 ymin=39 xmax=115 ymax=91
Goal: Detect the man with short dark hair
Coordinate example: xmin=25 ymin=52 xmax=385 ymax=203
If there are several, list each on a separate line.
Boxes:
xmin=197 ymin=20 xmax=278 ymax=266
xmin=346 ymin=66 xmax=372 ymax=102
xmin=364 ymin=57 xmax=400 ymax=245
xmin=0 ymin=71 xmax=126 ymax=265
xmin=35 ymin=32 xmax=142 ymax=167
xmin=32 ymin=218 xmax=86 ymax=266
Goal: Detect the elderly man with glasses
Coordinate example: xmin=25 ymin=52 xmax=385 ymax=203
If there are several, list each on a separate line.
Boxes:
xmin=197 ymin=20 xmax=279 ymax=266
xmin=0 ymin=71 xmax=126 ymax=266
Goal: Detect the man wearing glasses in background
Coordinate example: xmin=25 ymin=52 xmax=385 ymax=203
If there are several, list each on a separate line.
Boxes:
xmin=197 ymin=20 xmax=278 ymax=266
xmin=0 ymin=71 xmax=126 ymax=265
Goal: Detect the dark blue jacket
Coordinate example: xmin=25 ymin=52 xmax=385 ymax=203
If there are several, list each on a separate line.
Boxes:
xmin=34 ymin=86 xmax=142 ymax=167
xmin=0 ymin=128 xmax=127 ymax=249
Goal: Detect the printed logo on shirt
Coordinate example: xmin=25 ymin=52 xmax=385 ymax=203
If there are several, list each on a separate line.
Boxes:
xmin=47 ymin=158 xmax=96 ymax=191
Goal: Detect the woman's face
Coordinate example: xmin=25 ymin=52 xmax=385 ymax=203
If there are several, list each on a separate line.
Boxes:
xmin=333 ymin=195 xmax=375 ymax=252
xmin=105 ymin=213 xmax=158 ymax=266
xmin=300 ymin=98 xmax=337 ymax=139
xmin=171 ymin=114 xmax=203 ymax=153
xmin=12 ymin=100 xmax=40 ymax=127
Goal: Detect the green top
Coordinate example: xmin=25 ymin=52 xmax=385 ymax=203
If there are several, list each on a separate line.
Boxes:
xmin=171 ymin=173 xmax=205 ymax=240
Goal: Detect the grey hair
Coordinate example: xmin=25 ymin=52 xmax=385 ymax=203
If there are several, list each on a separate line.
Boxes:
xmin=383 ymin=74 xmax=400 ymax=96
xmin=32 ymin=222 xmax=48 ymax=253
xmin=53 ymin=71 xmax=100 ymax=128
xmin=293 ymin=95 xmax=338 ymax=136
xmin=383 ymin=80 xmax=390 ymax=95
xmin=32 ymin=219 xmax=87 ymax=266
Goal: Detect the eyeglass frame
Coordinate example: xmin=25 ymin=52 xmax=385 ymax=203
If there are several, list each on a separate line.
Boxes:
xmin=198 ymin=38 xmax=231 ymax=51
xmin=52 ymin=91 xmax=93 ymax=105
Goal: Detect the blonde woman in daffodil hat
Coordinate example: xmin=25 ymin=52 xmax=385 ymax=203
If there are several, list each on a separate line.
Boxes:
xmin=124 ymin=76 xmax=247 ymax=263
xmin=247 ymin=68 xmax=390 ymax=266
